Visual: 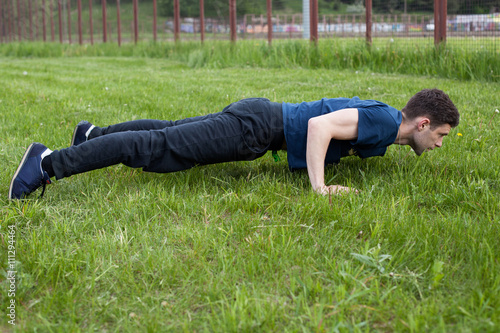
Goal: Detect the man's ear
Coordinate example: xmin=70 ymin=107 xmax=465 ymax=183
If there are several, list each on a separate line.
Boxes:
xmin=417 ymin=118 xmax=431 ymax=131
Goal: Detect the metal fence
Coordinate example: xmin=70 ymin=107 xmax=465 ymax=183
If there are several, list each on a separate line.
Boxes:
xmin=240 ymin=13 xmax=437 ymax=39
xmin=0 ymin=0 xmax=498 ymax=51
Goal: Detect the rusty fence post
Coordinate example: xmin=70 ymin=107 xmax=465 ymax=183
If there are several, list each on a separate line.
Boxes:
xmin=3 ymin=0 xmax=6 ymax=42
xmin=5 ymin=0 xmax=8 ymax=41
xmin=29 ymin=0 xmax=33 ymax=40
xmin=116 ymin=0 xmax=121 ymax=45
xmin=2 ymin=0 xmax=5 ymax=41
xmin=13 ymin=0 xmax=17 ymax=41
xmin=7 ymin=0 xmax=12 ymax=41
xmin=50 ymin=0 xmax=54 ymax=41
xmin=0 ymin=0 xmax=3 ymax=43
xmin=309 ymin=0 xmax=318 ymax=44
xmin=57 ymin=0 xmax=62 ymax=42
xmin=229 ymin=0 xmax=236 ymax=42
xmin=36 ymin=0 xmax=39 ymax=39
xmin=23 ymin=0 xmax=27 ymax=40
xmin=173 ymin=0 xmax=179 ymax=41
xmin=88 ymin=0 xmax=92 ymax=44
xmin=365 ymin=0 xmax=372 ymax=46
xmin=133 ymin=0 xmax=137 ymax=43
xmin=434 ymin=0 xmax=447 ymax=45
xmin=77 ymin=0 xmax=81 ymax=44
xmin=199 ymin=0 xmax=204 ymax=43
xmin=67 ymin=0 xmax=71 ymax=43
xmin=152 ymin=0 xmax=156 ymax=42
xmin=3 ymin=0 xmax=6 ymax=41
xmin=267 ymin=0 xmax=272 ymax=45
xmin=35 ymin=0 xmax=39 ymax=40
xmin=440 ymin=0 xmax=447 ymax=44
xmin=17 ymin=0 xmax=21 ymax=40
xmin=21 ymin=0 xmax=25 ymax=40
xmin=1 ymin=0 xmax=5 ymax=42
xmin=11 ymin=0 xmax=15 ymax=41
xmin=102 ymin=0 xmax=107 ymax=42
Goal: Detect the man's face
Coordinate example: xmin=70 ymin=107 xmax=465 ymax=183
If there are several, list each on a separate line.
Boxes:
xmin=411 ymin=123 xmax=452 ymax=156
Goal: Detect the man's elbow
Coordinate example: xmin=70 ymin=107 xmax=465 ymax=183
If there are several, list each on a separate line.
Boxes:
xmin=308 ymin=117 xmax=321 ymax=132
xmin=308 ymin=117 xmax=332 ymax=140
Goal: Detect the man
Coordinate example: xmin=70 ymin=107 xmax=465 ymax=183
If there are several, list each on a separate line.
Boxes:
xmin=9 ymin=88 xmax=459 ymax=200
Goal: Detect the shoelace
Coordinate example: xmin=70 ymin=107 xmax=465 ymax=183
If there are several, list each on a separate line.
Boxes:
xmin=38 ymin=177 xmax=52 ymax=198
xmin=27 ymin=178 xmax=50 ymax=199
xmin=39 ymin=181 xmax=47 ymax=198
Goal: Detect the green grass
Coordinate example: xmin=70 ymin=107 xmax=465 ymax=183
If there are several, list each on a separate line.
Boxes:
xmin=0 ymin=51 xmax=499 ymax=332
xmin=1 ymin=39 xmax=498 ymax=83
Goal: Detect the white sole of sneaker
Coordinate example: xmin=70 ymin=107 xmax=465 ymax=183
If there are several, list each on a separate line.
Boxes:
xmin=8 ymin=143 xmax=35 ymax=200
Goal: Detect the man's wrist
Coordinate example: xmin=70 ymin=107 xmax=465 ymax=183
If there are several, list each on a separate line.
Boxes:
xmin=312 ymin=183 xmax=325 ymax=192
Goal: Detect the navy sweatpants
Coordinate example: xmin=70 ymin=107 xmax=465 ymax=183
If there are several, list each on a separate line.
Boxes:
xmin=50 ymin=98 xmax=285 ymax=180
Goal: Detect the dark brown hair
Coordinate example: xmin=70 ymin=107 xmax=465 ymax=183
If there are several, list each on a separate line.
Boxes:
xmin=401 ymin=89 xmax=459 ymax=128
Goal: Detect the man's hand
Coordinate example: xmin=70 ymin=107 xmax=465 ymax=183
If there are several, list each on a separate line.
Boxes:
xmin=314 ymin=184 xmax=359 ymax=196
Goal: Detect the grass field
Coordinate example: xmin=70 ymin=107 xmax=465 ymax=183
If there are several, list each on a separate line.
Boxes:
xmin=0 ymin=45 xmax=499 ymax=331
xmin=1 ymin=39 xmax=498 ymax=83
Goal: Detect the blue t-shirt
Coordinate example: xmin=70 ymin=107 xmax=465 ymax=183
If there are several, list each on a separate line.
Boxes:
xmin=282 ymin=97 xmax=402 ymax=170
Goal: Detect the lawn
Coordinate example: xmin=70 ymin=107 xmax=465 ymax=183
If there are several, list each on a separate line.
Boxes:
xmin=0 ymin=52 xmax=499 ymax=331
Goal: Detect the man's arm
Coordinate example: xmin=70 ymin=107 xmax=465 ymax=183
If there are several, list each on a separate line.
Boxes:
xmin=306 ymin=108 xmax=359 ymax=195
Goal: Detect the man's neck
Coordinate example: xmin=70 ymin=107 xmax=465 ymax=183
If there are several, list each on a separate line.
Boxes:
xmin=394 ymin=120 xmax=414 ymax=146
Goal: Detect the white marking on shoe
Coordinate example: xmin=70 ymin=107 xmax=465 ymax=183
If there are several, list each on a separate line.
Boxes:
xmin=41 ymin=149 xmax=52 ymax=160
xmin=85 ymin=125 xmax=95 ymax=139
xmin=40 ymin=148 xmax=53 ymax=174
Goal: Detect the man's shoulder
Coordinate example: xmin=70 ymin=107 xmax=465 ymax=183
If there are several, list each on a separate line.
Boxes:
xmin=345 ymin=96 xmax=394 ymax=108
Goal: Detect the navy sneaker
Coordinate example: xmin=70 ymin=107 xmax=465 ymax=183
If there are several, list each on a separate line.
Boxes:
xmin=70 ymin=120 xmax=95 ymax=146
xmin=9 ymin=143 xmax=53 ymax=200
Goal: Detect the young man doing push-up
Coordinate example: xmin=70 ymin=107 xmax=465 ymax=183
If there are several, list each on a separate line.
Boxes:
xmin=9 ymin=88 xmax=459 ymax=199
